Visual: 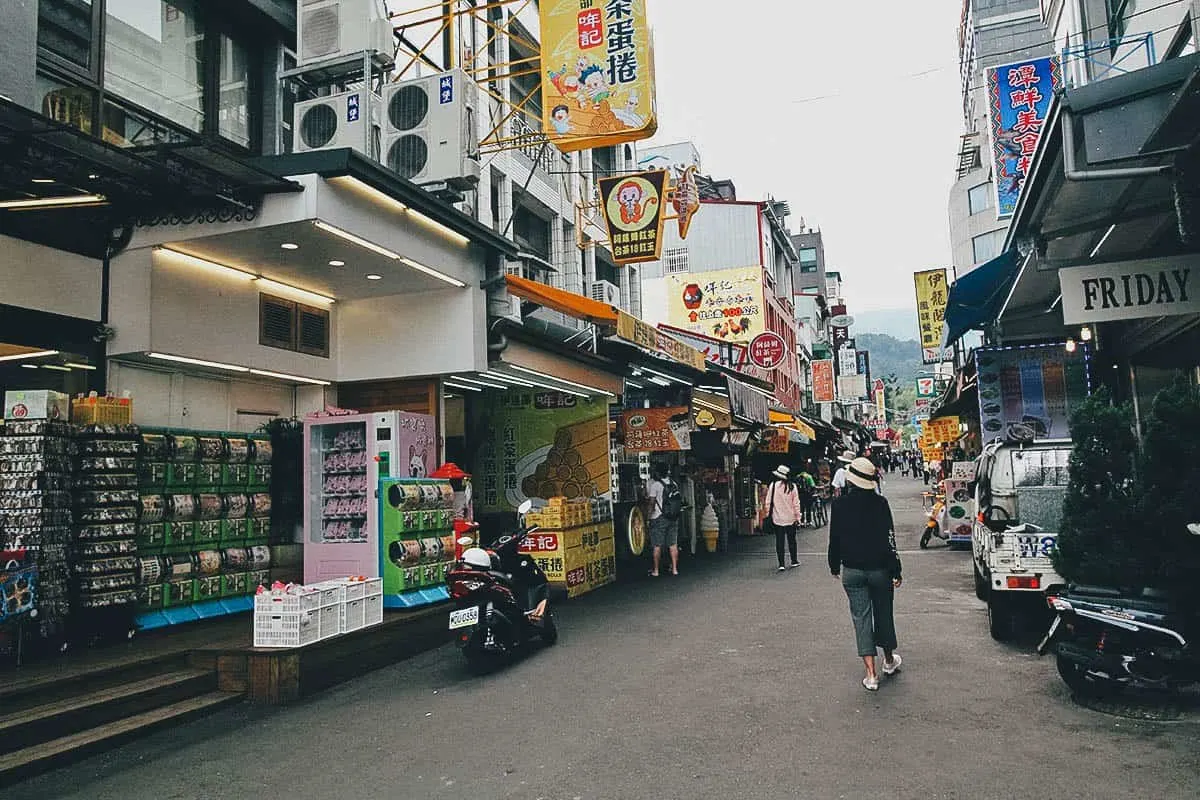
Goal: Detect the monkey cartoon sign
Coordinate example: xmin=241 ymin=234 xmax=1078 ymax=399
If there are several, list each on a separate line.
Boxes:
xmin=598 ymin=169 xmax=668 ymax=265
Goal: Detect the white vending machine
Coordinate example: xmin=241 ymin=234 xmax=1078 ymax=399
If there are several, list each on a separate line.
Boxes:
xmin=303 ymin=411 xmax=438 ymax=583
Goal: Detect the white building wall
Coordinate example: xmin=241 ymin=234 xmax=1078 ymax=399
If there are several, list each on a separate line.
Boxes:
xmin=1 ymin=234 xmax=103 ymax=320
xmin=638 ymin=203 xmax=761 ymax=280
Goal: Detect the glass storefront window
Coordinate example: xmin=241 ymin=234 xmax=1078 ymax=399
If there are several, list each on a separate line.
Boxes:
xmin=218 ymin=34 xmax=251 ymax=147
xmin=38 ymin=0 xmax=94 ymax=70
xmin=104 ymin=0 xmax=204 ymax=135
xmin=37 ymin=73 xmax=96 ymax=135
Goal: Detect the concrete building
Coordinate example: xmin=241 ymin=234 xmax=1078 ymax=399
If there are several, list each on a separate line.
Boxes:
xmin=947 ymin=0 xmax=1053 ymax=278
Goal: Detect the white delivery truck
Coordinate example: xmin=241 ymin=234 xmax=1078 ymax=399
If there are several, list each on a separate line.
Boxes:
xmin=972 ymin=438 xmax=1072 ymax=641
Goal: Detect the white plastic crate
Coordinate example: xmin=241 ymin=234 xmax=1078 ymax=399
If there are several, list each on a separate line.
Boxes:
xmin=340 ymin=598 xmax=366 ymax=633
xmin=341 ymin=580 xmax=366 ymax=602
xmin=318 ymin=603 xmax=341 ymax=640
xmin=254 ymin=610 xmax=321 ymax=648
xmin=362 ymin=577 xmax=382 ymax=597
xmin=306 ymin=580 xmax=346 ymax=607
xmin=364 ymin=591 xmax=383 ymax=627
xmin=254 ymin=586 xmax=321 ymax=615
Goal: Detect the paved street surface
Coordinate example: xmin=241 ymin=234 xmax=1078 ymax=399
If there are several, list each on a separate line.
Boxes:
xmin=17 ymin=475 xmax=1200 ymax=799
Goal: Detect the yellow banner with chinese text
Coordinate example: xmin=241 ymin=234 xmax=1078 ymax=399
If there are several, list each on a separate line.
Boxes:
xmin=913 ymin=269 xmax=949 ymax=353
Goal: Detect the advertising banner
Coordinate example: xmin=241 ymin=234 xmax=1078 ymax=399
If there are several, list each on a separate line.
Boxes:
xmin=925 ymin=416 xmax=960 ymax=443
xmin=599 ymin=169 xmax=668 ymax=264
xmin=916 ymin=377 xmax=937 ymax=399
xmin=619 ymin=406 xmax=693 ymax=451
xmin=472 ymin=392 xmax=611 ymax=512
xmin=913 ymin=269 xmax=949 ymax=362
xmin=666 ymin=265 xmax=765 ymax=344
xmin=392 ymin=412 xmax=436 ymax=478
xmin=538 ymin=0 xmax=657 ymax=152
xmin=974 ymin=343 xmax=1091 ymax=440
xmin=615 ymin=312 xmax=707 ymax=371
xmin=837 ymin=346 xmax=858 ymax=376
xmin=942 ymin=479 xmax=974 ymax=542
xmin=987 ymin=56 xmax=1061 ymax=218
xmin=1058 ymin=255 xmax=1200 ymax=325
xmin=759 ymin=427 xmax=789 ymax=454
xmin=655 ymin=324 xmax=771 ymax=382
xmin=520 ymin=521 xmax=617 ymax=598
xmin=812 ymin=359 xmax=835 ymax=403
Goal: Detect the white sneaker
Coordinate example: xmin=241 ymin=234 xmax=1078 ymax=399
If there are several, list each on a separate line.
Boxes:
xmin=883 ymin=653 xmax=902 ymax=676
xmin=862 ymin=675 xmax=879 ymax=691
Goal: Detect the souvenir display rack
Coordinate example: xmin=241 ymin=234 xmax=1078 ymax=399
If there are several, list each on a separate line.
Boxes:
xmin=134 ymin=428 xmax=274 ymax=630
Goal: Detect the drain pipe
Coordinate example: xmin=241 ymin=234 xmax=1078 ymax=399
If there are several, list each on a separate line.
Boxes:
xmin=1062 ymin=110 xmax=1174 ymax=181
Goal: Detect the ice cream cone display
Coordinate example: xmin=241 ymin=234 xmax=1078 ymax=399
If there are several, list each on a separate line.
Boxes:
xmin=700 ymin=503 xmax=720 ymax=553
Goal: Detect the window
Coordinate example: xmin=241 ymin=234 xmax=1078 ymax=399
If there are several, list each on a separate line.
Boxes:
xmin=968 ymin=182 xmax=993 ymax=215
xmin=38 ymin=0 xmax=96 ymax=71
xmin=972 ymin=229 xmax=1006 ymax=264
xmin=259 ymin=295 xmax=329 ymax=358
xmin=663 ymin=247 xmax=690 ymax=274
xmin=218 ymin=34 xmax=251 ymax=147
xmin=798 ymin=247 xmax=818 ymax=273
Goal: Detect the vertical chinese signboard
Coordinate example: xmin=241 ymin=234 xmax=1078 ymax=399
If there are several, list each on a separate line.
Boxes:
xmin=539 ymin=0 xmax=658 ymax=152
xmin=812 ymin=359 xmax=835 ymax=403
xmin=987 ymin=56 xmax=1061 ymax=218
xmin=913 ymin=269 xmax=949 ymax=364
xmin=598 ymin=169 xmax=668 ymax=264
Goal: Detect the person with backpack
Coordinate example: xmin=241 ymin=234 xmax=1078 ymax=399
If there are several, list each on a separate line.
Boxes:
xmin=646 ymin=463 xmax=682 ymax=577
xmin=765 ymin=465 xmax=804 ymax=572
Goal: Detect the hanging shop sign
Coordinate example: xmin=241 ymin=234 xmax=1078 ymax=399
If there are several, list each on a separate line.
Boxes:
xmin=837 ymin=346 xmax=858 ymax=376
xmin=599 ymin=170 xmax=669 ymax=264
xmin=913 ymin=269 xmax=949 ymax=364
xmin=619 ymin=406 xmax=693 ymax=451
xmin=829 ymin=303 xmax=850 ymax=352
xmin=856 ymin=350 xmax=871 ymax=386
xmin=759 ymin=427 xmax=790 ymax=454
xmin=471 ymin=391 xmax=611 ymax=512
xmin=916 ymin=377 xmax=937 ymax=399
xmin=539 ymin=0 xmax=658 ymax=152
xmin=828 ymin=314 xmax=854 ymax=328
xmin=673 ymin=165 xmax=700 ymax=239
xmin=974 ymin=344 xmax=1091 ymax=441
xmin=748 ymin=331 xmax=787 ymax=370
xmin=986 ymin=55 xmax=1061 ymax=219
xmin=837 ymin=375 xmax=867 ymax=400
xmin=873 ymin=379 xmax=886 ymax=417
xmin=616 ymin=311 xmax=707 ymax=371
xmin=925 ymin=416 xmax=960 ymax=443
xmin=667 ymin=265 xmax=766 ymax=344
xmin=812 ymin=359 xmax=835 ymax=403
xmin=1058 ymin=255 xmax=1200 ymax=325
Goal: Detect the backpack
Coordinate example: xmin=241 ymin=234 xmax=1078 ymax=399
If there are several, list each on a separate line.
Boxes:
xmin=660 ymin=479 xmax=684 ymax=521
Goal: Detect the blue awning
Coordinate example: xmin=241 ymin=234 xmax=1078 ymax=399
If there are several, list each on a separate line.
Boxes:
xmin=944 ymin=249 xmax=1021 ymax=345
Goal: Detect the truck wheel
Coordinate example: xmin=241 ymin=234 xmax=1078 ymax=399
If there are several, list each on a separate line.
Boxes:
xmin=1056 ymin=654 xmax=1119 ymax=699
xmin=988 ymin=593 xmax=1016 ymax=641
xmin=973 ymin=564 xmax=989 ymax=601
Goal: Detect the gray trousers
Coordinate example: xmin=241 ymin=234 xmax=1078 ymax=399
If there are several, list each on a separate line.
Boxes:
xmin=841 ymin=567 xmax=898 ymax=657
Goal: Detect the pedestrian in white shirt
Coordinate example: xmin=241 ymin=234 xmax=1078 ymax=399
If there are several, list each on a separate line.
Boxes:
xmin=831 ymin=450 xmax=856 ymax=495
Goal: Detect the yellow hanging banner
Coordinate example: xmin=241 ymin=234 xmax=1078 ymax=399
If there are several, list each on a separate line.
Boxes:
xmin=539 ymin=0 xmax=658 ymax=152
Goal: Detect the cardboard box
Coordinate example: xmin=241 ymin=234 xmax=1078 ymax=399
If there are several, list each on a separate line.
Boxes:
xmin=4 ymin=390 xmax=69 ymax=421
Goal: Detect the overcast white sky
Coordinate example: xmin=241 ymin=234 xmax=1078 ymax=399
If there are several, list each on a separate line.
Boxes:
xmin=644 ymin=1 xmax=965 ymax=313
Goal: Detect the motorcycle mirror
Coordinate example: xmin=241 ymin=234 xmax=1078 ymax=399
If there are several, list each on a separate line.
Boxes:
xmin=518 ymin=500 xmax=534 ymax=515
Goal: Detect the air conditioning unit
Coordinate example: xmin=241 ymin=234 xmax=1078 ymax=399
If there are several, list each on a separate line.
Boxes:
xmin=590 ymin=280 xmax=621 ymax=306
xmin=382 ymin=69 xmax=480 ymax=189
xmin=297 ymin=0 xmax=394 ymax=66
xmin=293 ymin=90 xmax=381 ymax=159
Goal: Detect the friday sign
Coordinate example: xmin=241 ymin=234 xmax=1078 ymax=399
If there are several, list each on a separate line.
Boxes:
xmin=1059 ymin=255 xmax=1200 ymax=325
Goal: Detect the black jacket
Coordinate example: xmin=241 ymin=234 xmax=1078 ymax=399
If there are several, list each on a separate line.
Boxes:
xmin=827 ymin=487 xmax=902 ymax=580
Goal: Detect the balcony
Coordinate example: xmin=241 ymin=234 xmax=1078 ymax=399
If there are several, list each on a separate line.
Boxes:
xmin=1061 ymin=32 xmax=1157 ymax=89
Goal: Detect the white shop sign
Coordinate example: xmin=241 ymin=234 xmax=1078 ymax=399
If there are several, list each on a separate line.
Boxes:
xmin=1060 ymin=255 xmax=1200 ymax=325
xmin=838 ymin=347 xmax=858 ymax=375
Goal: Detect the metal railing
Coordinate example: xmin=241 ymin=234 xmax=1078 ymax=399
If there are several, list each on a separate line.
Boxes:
xmin=1061 ymin=32 xmax=1156 ymax=88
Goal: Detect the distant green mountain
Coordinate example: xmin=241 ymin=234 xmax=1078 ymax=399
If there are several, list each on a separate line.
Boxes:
xmin=854 ymin=332 xmax=923 ymax=387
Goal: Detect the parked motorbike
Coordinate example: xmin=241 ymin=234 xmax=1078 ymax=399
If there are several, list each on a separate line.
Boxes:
xmin=1037 ymin=523 xmax=1200 ymax=697
xmin=445 ymin=501 xmax=557 ymax=674
xmin=919 ymin=497 xmax=949 ymax=548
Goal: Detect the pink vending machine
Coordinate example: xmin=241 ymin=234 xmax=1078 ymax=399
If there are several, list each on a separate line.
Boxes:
xmin=303 ymin=411 xmax=437 ymax=583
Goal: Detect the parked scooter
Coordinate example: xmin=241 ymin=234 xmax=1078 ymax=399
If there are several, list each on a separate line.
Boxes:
xmin=919 ymin=496 xmax=950 ymax=549
xmin=445 ymin=500 xmax=557 ymax=673
xmin=1037 ymin=523 xmax=1200 ymax=697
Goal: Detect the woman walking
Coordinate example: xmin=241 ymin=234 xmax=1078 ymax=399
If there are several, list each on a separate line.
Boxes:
xmin=765 ymin=465 xmax=803 ymax=572
xmin=827 ymin=457 xmax=903 ymax=691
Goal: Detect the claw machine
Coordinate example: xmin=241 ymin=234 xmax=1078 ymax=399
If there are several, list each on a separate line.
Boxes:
xmin=303 ymin=411 xmax=437 ymax=583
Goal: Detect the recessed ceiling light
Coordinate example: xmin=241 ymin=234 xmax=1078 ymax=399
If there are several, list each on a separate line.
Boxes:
xmin=329 ymin=260 xmax=345 ymax=267
xmin=366 ymin=274 xmax=383 ymax=281
xmin=280 ymin=243 xmax=299 ymax=250
xmin=32 ymin=178 xmax=55 ymax=184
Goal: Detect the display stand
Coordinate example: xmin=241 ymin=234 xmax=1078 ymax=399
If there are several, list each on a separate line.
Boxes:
xmin=379 ymin=477 xmax=456 ymax=609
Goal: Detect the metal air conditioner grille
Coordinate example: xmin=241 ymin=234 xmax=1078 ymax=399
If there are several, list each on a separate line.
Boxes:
xmin=387 ymin=134 xmax=429 ymax=180
xmin=388 ymin=84 xmax=430 ymax=131
xmin=300 ymin=103 xmax=338 ymax=149
xmin=297 ymin=306 xmax=330 ymax=357
xmin=301 ymin=5 xmax=341 ymax=61
xmin=260 ymin=296 xmax=296 ymax=349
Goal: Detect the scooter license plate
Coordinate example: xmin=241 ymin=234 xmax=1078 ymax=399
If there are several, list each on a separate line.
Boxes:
xmin=448 ymin=606 xmax=479 ymax=630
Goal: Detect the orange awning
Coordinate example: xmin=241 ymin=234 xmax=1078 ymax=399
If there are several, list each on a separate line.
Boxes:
xmin=505 ymin=274 xmax=619 ymax=326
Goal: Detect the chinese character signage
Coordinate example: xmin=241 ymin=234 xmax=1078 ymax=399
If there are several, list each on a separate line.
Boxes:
xmin=666 ymin=265 xmax=765 ymax=344
xmin=619 ymin=406 xmax=693 ymax=451
xmin=760 ymin=427 xmax=789 ymax=454
xmin=837 ymin=346 xmax=858 ymax=376
xmin=599 ymin=169 xmax=668 ymax=264
xmin=470 ymin=392 xmax=611 ymax=512
xmin=913 ymin=269 xmax=949 ymax=363
xmin=987 ymin=56 xmax=1061 ymax=218
xmin=856 ymin=350 xmax=871 ymax=386
xmin=615 ymin=312 xmax=707 ymax=371
xmin=394 ymin=412 xmax=436 ymax=478
xmin=748 ymin=331 xmax=787 ymax=370
xmin=812 ymin=359 xmax=835 ymax=403
xmin=926 ymin=416 xmax=960 ymax=444
xmin=974 ymin=343 xmax=1091 ymax=441
xmin=539 ymin=0 xmax=658 ymax=152
xmin=519 ymin=521 xmax=616 ymax=598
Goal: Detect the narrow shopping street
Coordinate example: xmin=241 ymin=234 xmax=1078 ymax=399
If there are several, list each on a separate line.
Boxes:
xmin=11 ymin=475 xmax=1199 ymax=800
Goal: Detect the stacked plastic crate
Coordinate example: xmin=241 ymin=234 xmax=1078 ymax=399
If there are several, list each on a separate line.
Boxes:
xmin=253 ymin=577 xmax=382 ymax=648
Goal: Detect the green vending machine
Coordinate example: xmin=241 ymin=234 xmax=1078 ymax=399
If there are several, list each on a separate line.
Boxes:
xmin=379 ymin=477 xmax=456 ymax=608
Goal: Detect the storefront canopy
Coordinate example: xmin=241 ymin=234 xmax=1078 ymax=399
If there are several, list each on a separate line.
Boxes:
xmin=944 ymin=249 xmax=1022 ymax=345
xmin=769 ymin=409 xmax=815 ymax=443
xmin=504 ymin=274 xmax=619 ymax=326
